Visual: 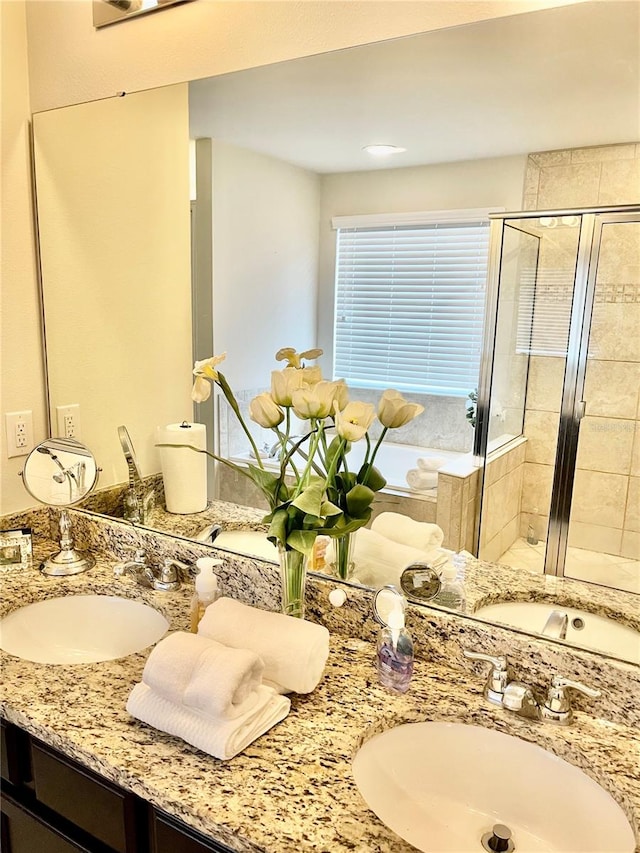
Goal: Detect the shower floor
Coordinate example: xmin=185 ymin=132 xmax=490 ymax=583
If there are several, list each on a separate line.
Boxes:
xmin=499 ymin=538 xmax=640 ymax=595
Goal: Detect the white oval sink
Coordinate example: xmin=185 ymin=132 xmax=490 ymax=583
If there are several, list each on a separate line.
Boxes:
xmin=0 ymin=595 xmax=169 ymax=664
xmin=353 ymin=722 xmax=635 ymax=853
xmin=474 ymin=602 xmax=640 ymax=665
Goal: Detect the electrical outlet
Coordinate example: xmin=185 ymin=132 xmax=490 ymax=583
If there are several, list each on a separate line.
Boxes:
xmin=56 ymin=404 xmax=81 ymax=440
xmin=5 ymin=411 xmax=34 ymax=458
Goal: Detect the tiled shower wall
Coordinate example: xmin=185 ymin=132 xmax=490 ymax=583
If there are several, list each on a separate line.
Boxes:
xmin=521 ymin=142 xmax=640 ymax=558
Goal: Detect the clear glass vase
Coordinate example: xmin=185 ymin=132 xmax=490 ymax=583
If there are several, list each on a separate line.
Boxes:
xmin=277 ymin=544 xmax=307 ymax=619
xmin=330 ymin=531 xmax=357 ymax=581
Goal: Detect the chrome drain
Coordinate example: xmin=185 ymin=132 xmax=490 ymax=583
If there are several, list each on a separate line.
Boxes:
xmin=481 ymin=823 xmax=515 ymax=852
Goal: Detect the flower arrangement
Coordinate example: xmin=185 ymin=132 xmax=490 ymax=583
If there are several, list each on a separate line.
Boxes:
xmin=191 ymin=347 xmax=424 ymax=561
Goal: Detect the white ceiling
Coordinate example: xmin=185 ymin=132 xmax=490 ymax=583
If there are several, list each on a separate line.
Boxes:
xmin=188 ymin=1 xmax=639 ymax=174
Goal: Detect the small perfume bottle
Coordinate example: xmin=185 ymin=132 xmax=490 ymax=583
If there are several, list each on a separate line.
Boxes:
xmin=376 ymin=604 xmax=414 ymax=694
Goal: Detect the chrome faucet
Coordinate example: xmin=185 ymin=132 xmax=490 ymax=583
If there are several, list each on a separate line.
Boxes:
xmin=542 ymin=609 xmax=569 ymax=639
xmin=464 ymin=650 xmax=600 ymax=725
xmin=118 ymin=425 xmax=155 ymax=524
xmin=114 ymin=548 xmax=192 ymax=592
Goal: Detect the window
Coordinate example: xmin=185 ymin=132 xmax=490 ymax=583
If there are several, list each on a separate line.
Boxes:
xmin=332 ymin=210 xmax=491 ymax=397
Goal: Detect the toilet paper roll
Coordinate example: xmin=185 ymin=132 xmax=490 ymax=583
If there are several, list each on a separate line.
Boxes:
xmin=157 ymin=422 xmax=207 ymax=514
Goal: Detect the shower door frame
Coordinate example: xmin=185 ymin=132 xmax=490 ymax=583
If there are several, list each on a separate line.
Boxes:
xmin=476 ymin=204 xmax=640 ymax=579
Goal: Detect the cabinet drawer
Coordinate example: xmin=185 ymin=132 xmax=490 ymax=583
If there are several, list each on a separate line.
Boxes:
xmin=151 ymin=809 xmax=236 ymax=853
xmin=2 ymin=792 xmax=92 ymax=853
xmin=30 ymin=740 xmax=140 ymax=853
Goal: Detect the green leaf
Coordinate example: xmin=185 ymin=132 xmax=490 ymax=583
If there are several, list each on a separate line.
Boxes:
xmin=325 ymin=435 xmax=345 ymax=473
xmin=321 ymin=500 xmax=342 ymax=517
xmin=346 ymin=483 xmax=376 ymax=517
xmin=287 ymin=529 xmax=317 ymax=557
xmin=266 ymin=508 xmax=289 ymax=546
xmin=357 ymin=463 xmax=387 ymax=492
xmin=326 ymin=512 xmax=371 ymax=536
xmin=247 ymin=464 xmax=281 ymax=501
xmin=291 ymin=479 xmax=325 ymax=517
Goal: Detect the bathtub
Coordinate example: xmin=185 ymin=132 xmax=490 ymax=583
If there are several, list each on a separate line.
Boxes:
xmin=232 ymin=441 xmax=466 ymax=495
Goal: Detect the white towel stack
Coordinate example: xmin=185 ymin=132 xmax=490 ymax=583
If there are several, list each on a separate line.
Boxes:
xmin=405 ymin=456 xmax=446 ymax=492
xmin=198 ymin=597 xmax=331 ymax=695
xmin=126 ymin=631 xmax=290 ymax=760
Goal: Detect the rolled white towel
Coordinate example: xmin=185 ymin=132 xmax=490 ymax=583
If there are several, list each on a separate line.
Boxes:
xmin=198 ymin=598 xmax=330 ymax=695
xmin=372 ymin=512 xmax=444 ymax=551
xmin=417 ymin=456 xmax=447 ymax=472
xmin=142 ymin=631 xmax=264 ymax=720
xmin=327 ymin=526 xmax=434 ymax=588
xmin=406 ymin=469 xmax=438 ymax=491
xmin=126 ymin=682 xmax=290 ymax=760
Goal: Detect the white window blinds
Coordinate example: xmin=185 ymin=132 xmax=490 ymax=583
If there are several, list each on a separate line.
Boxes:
xmin=516 ymin=267 xmax=573 ymax=357
xmin=333 ymin=213 xmax=490 ymax=397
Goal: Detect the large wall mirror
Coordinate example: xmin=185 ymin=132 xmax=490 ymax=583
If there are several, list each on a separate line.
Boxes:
xmin=32 ymin=1 xmax=639 ymax=665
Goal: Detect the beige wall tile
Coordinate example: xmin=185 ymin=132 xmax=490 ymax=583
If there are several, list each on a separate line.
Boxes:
xmin=571 ymin=144 xmax=637 ymax=163
xmin=507 ymin=464 xmax=524 ymax=519
xmin=594 ymin=220 xmax=640 ymax=287
xmin=480 ymin=532 xmax=503 ymax=563
xmin=524 ymin=410 xmax=560 ymax=465
xmin=482 ymin=474 xmax=511 ymax=543
xmin=631 ymin=423 xmax=640 ymax=478
xmin=568 ymin=520 xmax=622 ymax=555
xmin=499 ymin=515 xmax=519 ymax=556
xmin=571 ymin=469 xmax=628 ymax=529
xmin=523 ymin=162 xmax=540 ymax=195
xmin=526 ymin=356 xmax=565 ymax=412
xmin=520 ymin=511 xmax=549 ymax=543
xmin=599 ymin=159 xmax=640 ymax=206
xmin=584 ymin=360 xmax=640 ymax=419
xmin=588 ymin=303 xmax=640 ymax=363
xmin=576 ymin=417 xmax=635 ymax=475
xmin=521 ymin=462 xmax=554 ymax=516
xmin=536 ymin=162 xmax=601 ymax=209
xmin=529 ymin=150 xmax=572 ymax=168
xmin=620 ymin=530 xmax=640 ymax=560
xmin=625 ymin=476 xmax=640 ymax=533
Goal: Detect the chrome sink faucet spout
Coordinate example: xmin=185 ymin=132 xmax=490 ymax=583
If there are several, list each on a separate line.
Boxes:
xmin=114 ymin=547 xmax=193 ymax=592
xmin=463 ymin=650 xmax=600 ymax=725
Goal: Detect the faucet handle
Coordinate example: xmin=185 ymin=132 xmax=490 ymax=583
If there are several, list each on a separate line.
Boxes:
xmin=463 ymin=650 xmax=509 ymax=706
xmin=121 ymin=545 xmax=147 ymax=562
xmin=542 ymin=675 xmax=601 ymax=725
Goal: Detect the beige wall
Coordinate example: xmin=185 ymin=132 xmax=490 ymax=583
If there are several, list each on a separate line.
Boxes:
xmin=24 ymin=1 xmax=580 ymax=114
xmin=0 ymin=1 xmax=48 ymax=514
xmin=33 ymin=84 xmax=192 ymax=488
xmin=212 ymin=142 xmax=320 ymax=391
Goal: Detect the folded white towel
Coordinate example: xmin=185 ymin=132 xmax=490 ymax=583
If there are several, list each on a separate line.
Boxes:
xmin=126 ymin=682 xmax=290 ymax=760
xmin=372 ymin=512 xmax=445 ymax=551
xmin=198 ymin=598 xmax=330 ymax=695
xmin=417 ymin=456 xmax=447 ymax=472
xmin=405 ymin=469 xmax=438 ymax=491
xmin=325 ymin=526 xmax=436 ymax=588
xmin=141 ymin=631 xmax=264 ymax=720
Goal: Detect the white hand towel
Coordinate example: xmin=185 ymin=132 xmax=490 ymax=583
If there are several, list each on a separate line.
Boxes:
xmin=405 ymin=469 xmax=438 ymax=491
xmin=372 ymin=512 xmax=445 ymax=551
xmin=417 ymin=456 xmax=447 ymax=472
xmin=126 ymin=682 xmax=290 ymax=760
xmin=142 ymin=631 xmax=264 ymax=720
xmin=197 ymin=598 xmax=330 ymax=695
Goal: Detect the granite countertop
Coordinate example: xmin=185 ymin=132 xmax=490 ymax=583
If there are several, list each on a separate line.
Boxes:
xmin=1 ymin=556 xmax=639 ymax=853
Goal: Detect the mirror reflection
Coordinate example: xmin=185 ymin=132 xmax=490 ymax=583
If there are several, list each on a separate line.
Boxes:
xmin=32 ymin=2 xmax=640 ymax=662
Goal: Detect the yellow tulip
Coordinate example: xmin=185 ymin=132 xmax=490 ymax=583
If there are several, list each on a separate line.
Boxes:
xmin=334 ymin=401 xmax=375 ymax=442
xmin=271 ymin=368 xmax=305 ymax=407
xmin=292 ymin=381 xmax=336 ymax=419
xmin=249 ymin=393 xmax=284 ymax=428
xmin=331 ymin=379 xmax=349 ymax=411
xmin=191 ymin=354 xmax=227 ymax=402
xmin=377 ymin=389 xmax=425 ymax=428
xmin=275 ymin=347 xmax=323 ymax=369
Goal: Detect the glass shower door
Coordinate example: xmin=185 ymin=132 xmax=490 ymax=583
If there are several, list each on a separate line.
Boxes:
xmin=563 ymin=217 xmax=640 ymax=593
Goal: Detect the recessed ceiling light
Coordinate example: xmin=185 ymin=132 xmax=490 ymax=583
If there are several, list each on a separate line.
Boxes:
xmin=363 ymin=144 xmax=407 ymax=157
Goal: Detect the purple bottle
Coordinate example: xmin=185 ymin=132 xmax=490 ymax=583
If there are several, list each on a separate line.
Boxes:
xmin=376 ymin=605 xmax=414 ymax=694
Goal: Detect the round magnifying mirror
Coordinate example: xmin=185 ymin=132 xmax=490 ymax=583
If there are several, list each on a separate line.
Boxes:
xmin=21 ymin=438 xmax=100 ymax=576
xmin=400 ymin=563 xmax=442 ymax=603
xmin=22 ymin=438 xmax=99 ymax=507
xmin=373 ymin=585 xmax=407 ymax=627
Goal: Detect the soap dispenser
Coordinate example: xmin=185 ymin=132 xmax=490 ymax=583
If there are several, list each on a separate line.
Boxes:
xmin=376 ymin=602 xmax=414 ymax=694
xmin=434 ymin=554 xmax=466 ymax=611
xmin=190 ymin=557 xmax=222 ymax=632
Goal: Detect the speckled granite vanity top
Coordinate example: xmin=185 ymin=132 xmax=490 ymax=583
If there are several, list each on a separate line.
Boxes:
xmin=1 ymin=556 xmax=639 ymax=853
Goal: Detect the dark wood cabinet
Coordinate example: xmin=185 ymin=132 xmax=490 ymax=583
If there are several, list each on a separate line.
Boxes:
xmin=1 ymin=720 xmax=238 ymax=853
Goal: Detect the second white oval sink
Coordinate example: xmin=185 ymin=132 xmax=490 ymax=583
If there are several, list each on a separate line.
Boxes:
xmin=353 ymin=722 xmax=635 ymax=852
xmin=474 ymin=601 xmax=640 ymax=665
xmin=0 ymin=595 xmax=169 ymax=664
